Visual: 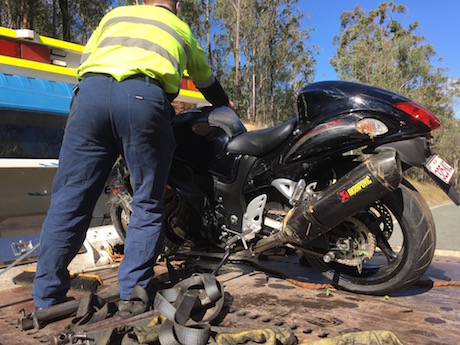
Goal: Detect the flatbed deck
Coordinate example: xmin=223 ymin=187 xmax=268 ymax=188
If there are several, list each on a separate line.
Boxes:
xmin=1 ymin=252 xmax=459 ymax=344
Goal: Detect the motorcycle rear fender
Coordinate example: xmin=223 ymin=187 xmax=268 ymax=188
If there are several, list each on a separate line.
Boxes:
xmin=372 ymin=137 xmax=429 ymax=169
xmin=374 ymin=138 xmax=460 ymax=205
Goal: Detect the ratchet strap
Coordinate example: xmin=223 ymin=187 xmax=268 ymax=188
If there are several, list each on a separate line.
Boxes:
xmin=89 ymin=273 xmax=225 ymax=345
xmin=154 ymin=273 xmax=225 ymax=345
xmin=72 ymin=293 xmax=118 ymax=326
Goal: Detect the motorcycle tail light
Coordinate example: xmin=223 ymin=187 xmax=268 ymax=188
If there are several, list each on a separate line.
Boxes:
xmin=356 ymin=118 xmax=388 ymax=137
xmin=393 ymin=101 xmax=441 ymax=130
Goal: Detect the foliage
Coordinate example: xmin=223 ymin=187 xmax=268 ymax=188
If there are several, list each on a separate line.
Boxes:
xmin=331 ymin=2 xmax=447 ymax=106
xmin=178 ymin=0 xmax=208 ymax=51
xmin=75 ymin=0 xmax=113 ymax=43
xmin=330 ymin=2 xmax=460 ymax=187
xmin=0 ymin=0 xmax=112 ymax=44
xmin=0 ymin=0 xmax=317 ymax=125
xmin=214 ymin=0 xmax=317 ymax=125
xmin=177 ymin=0 xmax=318 ymax=125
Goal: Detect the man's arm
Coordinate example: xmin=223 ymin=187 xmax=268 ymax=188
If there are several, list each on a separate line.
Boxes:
xmin=198 ymin=78 xmax=230 ymax=107
xmin=184 ymin=25 xmax=234 ymax=109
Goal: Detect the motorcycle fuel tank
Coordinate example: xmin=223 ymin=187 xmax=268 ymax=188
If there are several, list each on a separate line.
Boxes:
xmin=172 ymin=106 xmax=246 ymax=183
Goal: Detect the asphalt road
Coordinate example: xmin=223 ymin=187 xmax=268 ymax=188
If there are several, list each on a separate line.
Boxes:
xmin=431 ymin=203 xmax=460 ymax=252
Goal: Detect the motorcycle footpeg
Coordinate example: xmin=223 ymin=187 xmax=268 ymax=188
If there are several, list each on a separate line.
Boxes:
xmin=289 ymin=179 xmax=306 ymax=206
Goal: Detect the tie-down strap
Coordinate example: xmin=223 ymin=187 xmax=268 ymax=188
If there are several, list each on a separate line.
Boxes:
xmin=154 ymin=273 xmax=225 ymax=345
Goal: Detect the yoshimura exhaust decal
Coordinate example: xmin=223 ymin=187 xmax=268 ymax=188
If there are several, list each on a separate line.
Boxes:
xmin=339 ymin=175 xmax=373 ymax=202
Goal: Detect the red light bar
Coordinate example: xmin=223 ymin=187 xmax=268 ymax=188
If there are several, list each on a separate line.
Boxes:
xmin=21 ymin=43 xmax=50 ymax=63
xmin=0 ymin=38 xmax=20 ymax=58
xmin=393 ymin=101 xmax=440 ymax=130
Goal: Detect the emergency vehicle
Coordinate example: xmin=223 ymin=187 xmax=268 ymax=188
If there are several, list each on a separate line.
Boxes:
xmin=0 ymin=26 xmax=208 ymax=265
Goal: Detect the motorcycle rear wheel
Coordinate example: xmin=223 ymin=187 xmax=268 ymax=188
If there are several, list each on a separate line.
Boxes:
xmin=303 ymin=183 xmax=436 ymax=295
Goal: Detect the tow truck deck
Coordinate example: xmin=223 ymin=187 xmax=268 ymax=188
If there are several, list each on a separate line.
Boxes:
xmin=1 ymin=251 xmax=459 ymax=344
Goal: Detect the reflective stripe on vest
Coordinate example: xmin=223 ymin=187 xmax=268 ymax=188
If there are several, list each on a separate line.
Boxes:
xmin=102 ymin=16 xmax=190 ymax=62
xmin=97 ymin=36 xmax=181 ymax=73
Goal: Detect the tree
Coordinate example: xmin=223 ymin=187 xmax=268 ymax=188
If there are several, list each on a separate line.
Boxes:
xmin=0 ymin=0 xmax=111 ymax=44
xmin=0 ymin=0 xmax=32 ymax=29
xmin=178 ymin=0 xmax=212 ymax=65
xmin=331 ymin=1 xmax=459 ymax=186
xmin=331 ymin=2 xmax=453 ymax=115
xmin=58 ymin=0 xmax=70 ymax=40
xmin=214 ymin=0 xmax=317 ymax=125
xmin=114 ymin=0 xmax=140 ymax=5
xmin=75 ymin=0 xmax=112 ymax=44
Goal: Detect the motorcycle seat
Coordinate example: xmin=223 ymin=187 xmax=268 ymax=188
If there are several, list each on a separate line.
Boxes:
xmin=226 ymin=118 xmax=297 ymax=156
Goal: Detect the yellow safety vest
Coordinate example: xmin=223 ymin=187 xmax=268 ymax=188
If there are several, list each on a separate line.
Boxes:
xmin=77 ymin=5 xmax=214 ymax=95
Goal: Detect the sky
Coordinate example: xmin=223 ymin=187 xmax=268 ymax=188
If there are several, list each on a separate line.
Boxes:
xmin=298 ymin=0 xmax=460 ymax=83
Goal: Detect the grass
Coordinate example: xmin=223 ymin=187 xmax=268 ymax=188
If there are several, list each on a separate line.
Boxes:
xmin=406 ymin=178 xmax=452 ymax=206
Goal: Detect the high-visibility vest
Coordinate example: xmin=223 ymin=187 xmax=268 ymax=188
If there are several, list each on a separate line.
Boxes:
xmin=77 ymin=5 xmax=215 ymax=95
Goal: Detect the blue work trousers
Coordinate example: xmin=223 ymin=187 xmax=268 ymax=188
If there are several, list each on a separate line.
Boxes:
xmin=32 ymin=75 xmax=175 ymax=307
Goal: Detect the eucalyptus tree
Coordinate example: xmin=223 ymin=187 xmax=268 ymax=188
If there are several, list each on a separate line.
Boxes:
xmin=331 ymin=2 xmax=453 ymax=115
xmin=0 ymin=0 xmax=111 ymax=44
xmin=178 ymin=0 xmax=213 ymax=66
xmin=214 ymin=0 xmax=316 ymax=124
xmin=0 ymin=0 xmax=37 ymax=29
xmin=75 ymin=0 xmax=112 ymax=44
xmin=331 ymin=1 xmax=459 ymax=184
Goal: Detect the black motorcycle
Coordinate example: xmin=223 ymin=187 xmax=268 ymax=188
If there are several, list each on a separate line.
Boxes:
xmin=109 ymin=80 xmax=459 ymax=295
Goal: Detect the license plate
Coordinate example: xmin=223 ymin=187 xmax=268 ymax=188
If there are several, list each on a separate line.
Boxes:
xmin=426 ymin=154 xmax=456 ymax=184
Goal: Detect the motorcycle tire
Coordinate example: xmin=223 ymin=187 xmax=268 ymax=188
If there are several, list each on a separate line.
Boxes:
xmin=110 ymin=203 xmax=130 ymax=242
xmin=303 ymin=182 xmax=436 ymax=295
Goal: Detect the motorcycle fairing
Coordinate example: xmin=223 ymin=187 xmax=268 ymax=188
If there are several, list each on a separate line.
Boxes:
xmin=167 ymin=153 xmax=259 ymax=242
xmin=372 ymin=137 xmax=429 ymax=169
xmin=372 ymin=138 xmax=460 ymax=205
xmin=284 ymin=114 xmax=370 ymax=163
xmin=292 ymin=81 xmax=437 ymax=163
xmin=297 ymin=81 xmax=409 ymax=124
xmin=213 ymin=155 xmax=258 ymax=230
xmin=167 ymin=81 xmax=459 ymax=247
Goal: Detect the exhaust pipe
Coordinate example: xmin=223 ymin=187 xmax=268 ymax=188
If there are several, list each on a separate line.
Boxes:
xmin=253 ymin=150 xmax=401 ymax=252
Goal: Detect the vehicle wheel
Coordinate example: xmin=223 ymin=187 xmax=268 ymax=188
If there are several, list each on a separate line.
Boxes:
xmin=303 ymin=182 xmax=436 ymax=295
xmin=110 ymin=203 xmax=130 ymax=242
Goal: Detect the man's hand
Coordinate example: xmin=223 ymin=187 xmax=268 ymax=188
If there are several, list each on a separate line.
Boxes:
xmin=228 ymin=101 xmax=238 ymax=114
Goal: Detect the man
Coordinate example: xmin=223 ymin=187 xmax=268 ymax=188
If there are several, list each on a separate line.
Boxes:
xmin=32 ymin=0 xmax=231 ymax=313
